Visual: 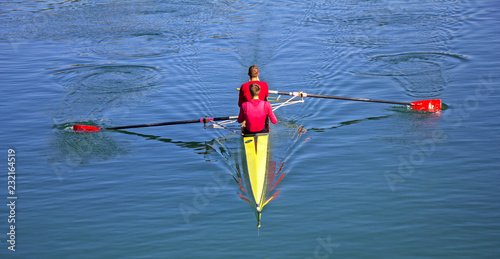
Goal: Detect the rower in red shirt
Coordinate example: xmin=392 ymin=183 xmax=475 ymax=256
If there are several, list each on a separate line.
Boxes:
xmin=238 ymin=65 xmax=269 ymax=107
xmin=238 ymin=83 xmax=278 ymax=134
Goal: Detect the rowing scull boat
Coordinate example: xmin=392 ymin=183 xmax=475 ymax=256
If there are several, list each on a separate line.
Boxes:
xmin=242 ymin=131 xmax=270 ymax=213
xmin=72 ymin=88 xmax=441 ymax=228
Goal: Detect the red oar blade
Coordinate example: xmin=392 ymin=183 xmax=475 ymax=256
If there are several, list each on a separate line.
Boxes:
xmin=410 ymin=99 xmax=441 ymax=112
xmin=73 ymin=125 xmax=102 ymax=132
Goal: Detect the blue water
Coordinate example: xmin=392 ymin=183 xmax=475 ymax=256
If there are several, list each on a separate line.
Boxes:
xmin=1 ymin=1 xmax=499 ymax=258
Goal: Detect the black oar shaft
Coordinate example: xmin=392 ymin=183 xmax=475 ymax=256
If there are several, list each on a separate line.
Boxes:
xmin=274 ymin=91 xmax=411 ymax=106
xmin=105 ymin=116 xmax=237 ymax=130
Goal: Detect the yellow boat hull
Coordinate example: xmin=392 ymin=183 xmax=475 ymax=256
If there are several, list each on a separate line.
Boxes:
xmin=242 ymin=133 xmax=270 ymax=212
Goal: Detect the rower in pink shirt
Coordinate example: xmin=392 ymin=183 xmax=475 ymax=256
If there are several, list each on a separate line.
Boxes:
xmin=238 ymin=83 xmax=277 ymax=134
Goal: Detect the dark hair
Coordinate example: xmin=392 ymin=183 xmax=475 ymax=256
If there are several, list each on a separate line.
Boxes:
xmin=249 ymin=83 xmax=261 ymax=97
xmin=248 ymin=65 xmax=259 ymax=78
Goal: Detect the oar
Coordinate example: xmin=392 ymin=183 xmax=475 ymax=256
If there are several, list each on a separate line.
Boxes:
xmin=269 ymin=90 xmax=441 ymax=112
xmin=73 ymin=116 xmax=238 ymax=132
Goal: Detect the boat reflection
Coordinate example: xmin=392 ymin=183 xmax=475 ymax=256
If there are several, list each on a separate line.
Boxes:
xmin=112 ymin=123 xmax=308 ymax=228
xmin=233 ymin=153 xmax=285 ymax=228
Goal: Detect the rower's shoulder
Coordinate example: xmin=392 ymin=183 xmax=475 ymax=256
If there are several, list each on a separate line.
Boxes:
xmin=242 ymin=80 xmax=268 ymax=89
xmin=241 ymin=81 xmax=252 ymax=88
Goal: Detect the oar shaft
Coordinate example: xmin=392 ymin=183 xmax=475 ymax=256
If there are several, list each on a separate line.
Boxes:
xmin=105 ymin=116 xmax=238 ymax=130
xmin=270 ymin=90 xmax=411 ymax=106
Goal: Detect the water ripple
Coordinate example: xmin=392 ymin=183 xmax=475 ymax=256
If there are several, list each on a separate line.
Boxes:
xmin=357 ymin=52 xmax=468 ymax=97
xmin=50 ymin=64 xmax=161 ymax=122
xmin=47 ymin=125 xmax=127 ymax=181
xmin=84 ymin=33 xmax=181 ymax=58
xmin=53 ymin=64 xmax=161 ymax=92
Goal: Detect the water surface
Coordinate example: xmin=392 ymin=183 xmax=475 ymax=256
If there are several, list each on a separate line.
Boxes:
xmin=1 ymin=0 xmax=499 ymax=258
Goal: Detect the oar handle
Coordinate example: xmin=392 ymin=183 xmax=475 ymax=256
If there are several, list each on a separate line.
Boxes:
xmin=105 ymin=116 xmax=238 ymax=130
xmin=269 ymin=90 xmax=411 ymax=106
